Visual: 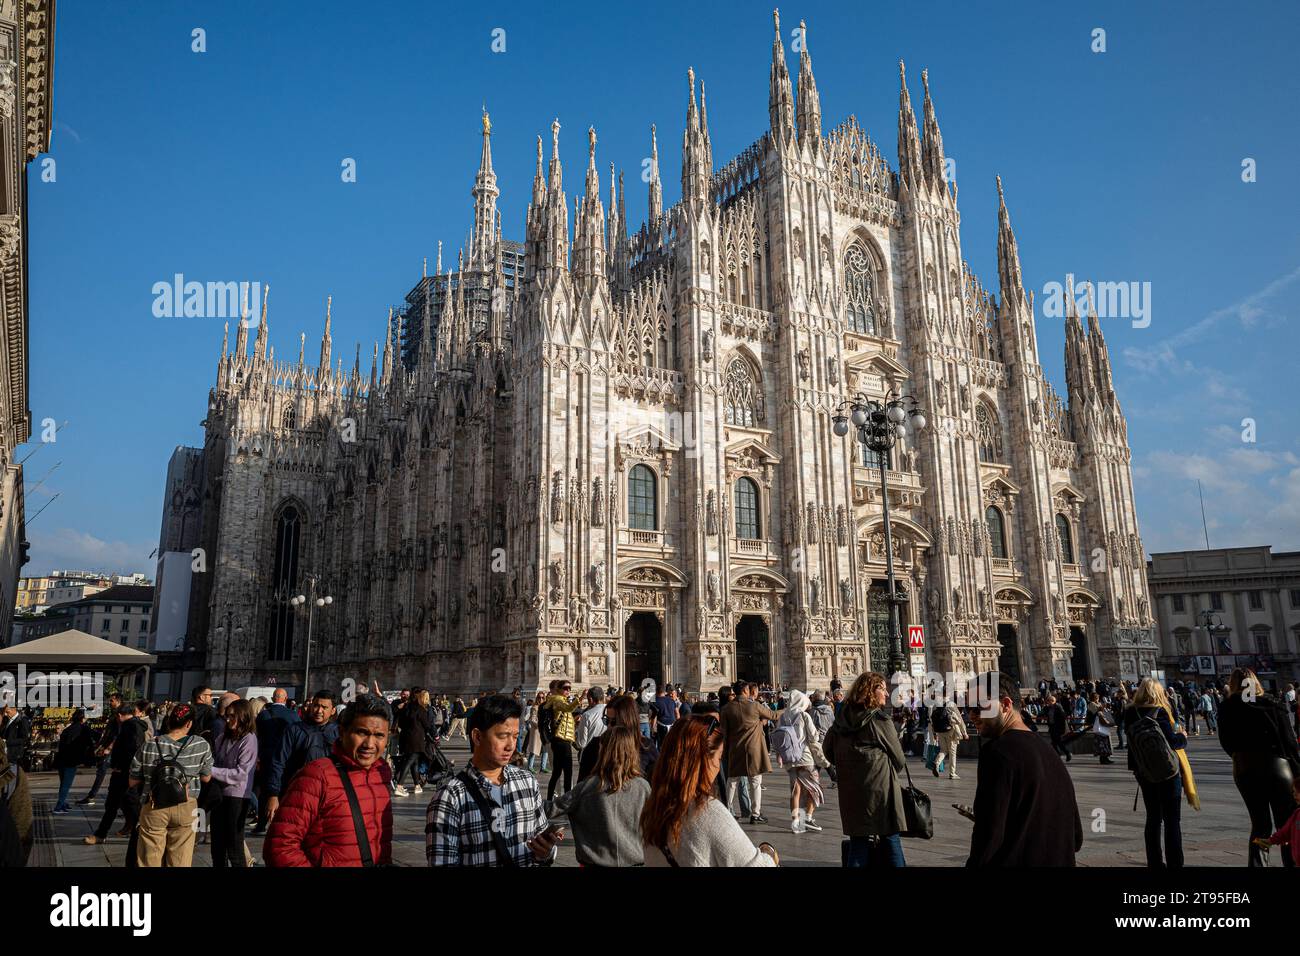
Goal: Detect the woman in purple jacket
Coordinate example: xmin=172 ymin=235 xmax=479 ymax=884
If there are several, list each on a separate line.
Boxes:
xmin=211 ymin=699 xmax=259 ymax=867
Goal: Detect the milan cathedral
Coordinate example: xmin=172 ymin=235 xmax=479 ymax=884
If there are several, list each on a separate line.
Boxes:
xmin=186 ymin=12 xmax=1158 ymax=696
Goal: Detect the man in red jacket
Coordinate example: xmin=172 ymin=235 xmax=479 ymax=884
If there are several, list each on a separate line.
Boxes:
xmin=263 ymin=694 xmax=394 ymax=867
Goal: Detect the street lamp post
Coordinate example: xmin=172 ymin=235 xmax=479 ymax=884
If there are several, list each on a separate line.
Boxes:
xmin=214 ymin=610 xmax=243 ymax=692
xmin=832 ymin=391 xmax=927 ymax=682
xmin=291 ymin=575 xmax=333 ymax=699
xmin=1196 ymin=609 xmax=1231 ymax=683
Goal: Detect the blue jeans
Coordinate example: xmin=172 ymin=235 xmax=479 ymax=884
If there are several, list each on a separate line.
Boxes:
xmin=55 ymin=767 xmax=77 ymax=810
xmin=843 ymin=833 xmax=906 ymax=868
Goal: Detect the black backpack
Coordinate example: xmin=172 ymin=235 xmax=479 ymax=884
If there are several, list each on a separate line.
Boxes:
xmin=1129 ymin=713 xmax=1179 ymax=784
xmin=149 ymin=736 xmax=196 ymax=809
xmin=538 ymin=703 xmax=556 ymax=744
xmin=931 ymin=706 xmax=952 ymax=734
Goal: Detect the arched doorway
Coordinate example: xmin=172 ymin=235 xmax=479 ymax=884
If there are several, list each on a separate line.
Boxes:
xmin=996 ymin=623 xmax=1022 ymax=685
xmin=625 ymin=612 xmax=663 ymax=688
xmin=1069 ymin=626 xmax=1089 ymax=682
xmin=735 ymin=615 xmax=771 ymax=684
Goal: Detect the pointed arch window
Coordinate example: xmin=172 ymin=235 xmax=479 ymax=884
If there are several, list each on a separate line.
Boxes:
xmin=267 ymin=505 xmax=302 ymax=661
xmin=1055 ymin=513 xmax=1075 ymax=564
xmin=628 ymin=464 xmax=657 ymax=531
xmin=844 ymin=242 xmax=877 ymax=335
xmin=976 ymin=403 xmax=1003 ymax=463
xmin=724 ymin=358 xmax=761 ymax=427
xmin=735 ymin=477 xmax=760 ymax=539
xmin=986 ymin=506 xmax=1007 ymax=560
xmin=281 ymin=405 xmax=296 ymax=430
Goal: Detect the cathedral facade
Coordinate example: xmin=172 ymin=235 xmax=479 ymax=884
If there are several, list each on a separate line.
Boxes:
xmin=190 ymin=13 xmax=1158 ymax=696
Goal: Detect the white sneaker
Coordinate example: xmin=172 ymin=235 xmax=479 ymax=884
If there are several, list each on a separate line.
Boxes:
xmin=393 ymin=785 xmax=410 ymax=797
xmin=803 ymin=818 xmax=823 ymax=832
xmin=413 ymin=785 xmax=424 ymax=794
xmin=791 ymin=820 xmax=806 ymax=834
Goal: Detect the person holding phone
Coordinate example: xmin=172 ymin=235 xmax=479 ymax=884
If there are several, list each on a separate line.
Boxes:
xmin=426 ymin=694 xmax=564 ymax=866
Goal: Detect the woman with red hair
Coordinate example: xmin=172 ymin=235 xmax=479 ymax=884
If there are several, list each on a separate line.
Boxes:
xmin=640 ymin=715 xmax=778 ymax=867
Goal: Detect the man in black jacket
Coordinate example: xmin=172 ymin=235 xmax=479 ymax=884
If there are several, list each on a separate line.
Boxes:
xmin=0 ymin=706 xmax=30 ymax=770
xmin=263 ymin=690 xmax=338 ymax=823
xmin=967 ymin=672 xmax=1083 ymax=867
xmin=251 ymin=688 xmax=299 ymax=833
xmin=84 ymin=703 xmax=149 ymax=847
xmin=77 ymin=692 xmax=123 ymax=805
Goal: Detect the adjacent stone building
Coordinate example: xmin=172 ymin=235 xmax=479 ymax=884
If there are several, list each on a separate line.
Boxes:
xmin=1148 ymin=546 xmax=1300 ymax=690
xmin=0 ymin=0 xmax=54 ymax=647
xmin=186 ymin=14 xmax=1155 ymax=696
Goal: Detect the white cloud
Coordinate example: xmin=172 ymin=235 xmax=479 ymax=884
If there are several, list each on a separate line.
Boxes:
xmin=25 ymin=527 xmax=154 ymax=578
xmin=1125 ymin=264 xmax=1300 ymax=370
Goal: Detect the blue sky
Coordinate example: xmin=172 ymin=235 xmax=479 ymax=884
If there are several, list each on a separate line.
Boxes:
xmin=22 ymin=0 xmax=1300 ymax=575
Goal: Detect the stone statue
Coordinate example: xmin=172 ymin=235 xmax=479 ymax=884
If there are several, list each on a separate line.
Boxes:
xmin=706 ymin=490 xmax=718 ymax=536
xmin=701 ymin=329 xmax=714 ymax=362
xmin=549 ymin=560 xmax=565 ymax=604
xmin=707 ymin=569 xmax=720 ymax=610
xmin=550 ymin=470 xmax=564 ymax=523
xmin=591 ymin=560 xmax=606 ymax=604
xmin=797 ymin=349 xmax=811 ymax=381
xmin=810 ymin=575 xmax=822 ymax=614
xmin=839 ymin=578 xmax=852 ymax=612
xmin=591 ymin=478 xmax=604 ymax=526
xmin=952 ymin=587 xmax=964 ymax=619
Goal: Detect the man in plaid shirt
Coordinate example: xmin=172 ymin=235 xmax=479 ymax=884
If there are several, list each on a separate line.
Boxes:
xmin=426 ymin=694 xmax=564 ymax=866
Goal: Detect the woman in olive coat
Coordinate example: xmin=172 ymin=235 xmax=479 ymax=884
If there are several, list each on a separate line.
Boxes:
xmin=823 ymin=671 xmax=907 ymax=867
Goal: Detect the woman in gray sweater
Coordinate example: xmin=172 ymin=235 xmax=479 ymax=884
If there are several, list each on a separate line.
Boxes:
xmin=553 ymin=727 xmax=650 ymax=867
xmin=640 ymin=715 xmax=778 ymax=867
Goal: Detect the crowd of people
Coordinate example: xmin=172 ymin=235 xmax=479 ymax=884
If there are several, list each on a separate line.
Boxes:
xmin=0 ymin=667 xmax=1296 ymax=868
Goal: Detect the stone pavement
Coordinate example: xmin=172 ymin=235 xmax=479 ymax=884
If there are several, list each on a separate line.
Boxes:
xmin=26 ymin=733 xmax=1254 ymax=867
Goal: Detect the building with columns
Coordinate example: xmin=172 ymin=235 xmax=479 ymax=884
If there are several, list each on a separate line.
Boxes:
xmin=184 ymin=12 xmax=1155 ymax=696
xmin=1148 ymin=546 xmax=1300 ymax=690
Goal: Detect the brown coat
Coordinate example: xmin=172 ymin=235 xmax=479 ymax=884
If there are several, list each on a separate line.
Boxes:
xmin=721 ymin=698 xmax=775 ymax=777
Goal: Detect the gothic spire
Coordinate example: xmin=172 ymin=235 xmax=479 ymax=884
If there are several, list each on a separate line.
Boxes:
xmin=996 ymin=176 xmax=1028 ymax=314
xmin=648 ymin=124 xmax=663 ymax=221
xmin=617 ymin=168 xmax=627 ymax=239
xmin=547 ymin=117 xmax=563 ymax=194
xmin=380 ymin=308 xmax=394 ymax=389
xmin=252 ymin=284 xmax=270 ymax=363
xmin=318 ymin=295 xmax=333 ymax=375
xmin=768 ymin=8 xmax=795 ymax=144
xmin=897 ymin=61 xmax=923 ymax=187
xmin=795 ymin=18 xmax=822 ymax=153
xmin=574 ymin=125 xmax=607 ymax=290
xmin=235 ymin=285 xmax=250 ymax=358
xmin=682 ymin=68 xmax=712 ymax=203
xmin=920 ymin=68 xmax=947 ymax=192
xmin=471 ymin=107 xmax=500 ymax=270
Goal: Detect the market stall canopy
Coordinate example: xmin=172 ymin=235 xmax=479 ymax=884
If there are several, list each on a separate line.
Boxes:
xmin=0 ymin=630 xmax=157 ymax=668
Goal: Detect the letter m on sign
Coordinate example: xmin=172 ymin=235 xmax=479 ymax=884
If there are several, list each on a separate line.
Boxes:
xmin=909 ymin=625 xmax=924 ymax=650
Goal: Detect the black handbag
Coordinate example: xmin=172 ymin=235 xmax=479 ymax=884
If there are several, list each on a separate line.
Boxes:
xmin=864 ymin=712 xmax=932 ymax=840
xmin=899 ymin=763 xmax=934 ymax=840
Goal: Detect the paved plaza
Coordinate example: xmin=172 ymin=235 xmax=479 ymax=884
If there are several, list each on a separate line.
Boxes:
xmin=23 ymin=732 xmax=1261 ymax=868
